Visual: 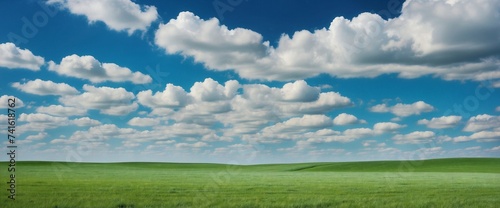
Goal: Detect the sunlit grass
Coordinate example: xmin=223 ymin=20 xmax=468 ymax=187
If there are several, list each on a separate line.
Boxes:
xmin=1 ymin=158 xmax=499 ymax=207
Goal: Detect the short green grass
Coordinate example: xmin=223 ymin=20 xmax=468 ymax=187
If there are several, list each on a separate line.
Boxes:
xmin=1 ymin=158 xmax=499 ymax=207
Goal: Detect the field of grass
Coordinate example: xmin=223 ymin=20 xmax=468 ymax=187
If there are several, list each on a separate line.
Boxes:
xmin=1 ymin=158 xmax=499 ymax=207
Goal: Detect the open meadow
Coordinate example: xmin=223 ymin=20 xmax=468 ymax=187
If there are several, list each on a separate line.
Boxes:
xmin=1 ymin=158 xmax=499 ymax=207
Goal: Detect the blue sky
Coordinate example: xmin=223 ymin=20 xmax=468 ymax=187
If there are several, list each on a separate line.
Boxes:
xmin=0 ymin=0 xmax=499 ymax=164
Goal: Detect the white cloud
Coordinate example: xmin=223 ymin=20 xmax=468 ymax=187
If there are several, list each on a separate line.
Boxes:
xmin=137 ymin=79 xmax=351 ymax=138
xmin=333 ymin=113 xmax=366 ymax=125
xmin=128 ymin=117 xmax=160 ymax=127
xmin=25 ymin=132 xmax=48 ymax=141
xmin=465 ymin=146 xmax=481 ymax=151
xmin=373 ymin=122 xmax=406 ymax=133
xmin=370 ymin=101 xmax=434 ymax=117
xmin=61 ymin=124 xmax=139 ymax=144
xmin=72 ymin=117 xmax=101 ymax=126
xmin=59 ymin=85 xmax=137 ymax=116
xmin=392 ymin=131 xmax=436 ymax=144
xmin=490 ymin=146 xmax=500 ymax=151
xmin=261 ymin=115 xmax=333 ymax=135
xmin=18 ymin=113 xmax=69 ymax=132
xmin=155 ymin=12 xmax=267 ymax=73
xmin=48 ymin=54 xmax=152 ymax=84
xmin=36 ymin=105 xmax=86 ymax=117
xmin=280 ymin=80 xmax=320 ymax=102
xmin=362 ymin=140 xmax=377 ymax=147
xmin=279 ymin=92 xmax=352 ymax=115
xmin=154 ymin=0 xmax=500 ymax=83
xmin=175 ymin=142 xmax=208 ymax=149
xmin=0 ymin=42 xmax=44 ymax=70
xmin=12 ymin=79 xmax=79 ymax=96
xmin=454 ymin=131 xmax=500 ymax=143
xmin=0 ymin=95 xmax=24 ymax=109
xmin=463 ymin=114 xmax=500 ymax=132
xmin=18 ymin=132 xmax=48 ymax=145
xmin=138 ymin=83 xmax=192 ymax=109
xmin=47 ymin=0 xmax=158 ymax=34
xmin=496 ymin=106 xmax=500 ymax=112
xmin=418 ymin=115 xmax=462 ymax=129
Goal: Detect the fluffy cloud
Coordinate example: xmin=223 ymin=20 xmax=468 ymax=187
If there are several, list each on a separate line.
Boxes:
xmin=175 ymin=142 xmax=209 ymax=149
xmin=12 ymin=79 xmax=79 ymax=96
xmin=72 ymin=117 xmax=101 ymax=126
xmin=59 ymin=85 xmax=137 ymax=115
xmin=0 ymin=42 xmax=44 ymax=70
xmin=18 ymin=132 xmax=48 ymax=145
xmin=463 ymin=114 xmax=500 ymax=132
xmin=370 ymin=101 xmax=434 ymax=117
xmin=138 ymin=84 xmax=192 ymax=109
xmin=48 ymin=55 xmax=152 ymax=84
xmin=138 ymin=79 xmax=351 ymax=135
xmin=36 ymin=105 xmax=86 ymax=117
xmin=465 ymin=146 xmax=481 ymax=151
xmin=497 ymin=106 xmax=500 ymax=112
xmin=128 ymin=117 xmax=161 ymax=127
xmin=454 ymin=131 xmax=500 ymax=143
xmin=333 ymin=113 xmax=365 ymax=125
xmin=155 ymin=12 xmax=267 ymax=73
xmin=262 ymin=115 xmax=333 ymax=135
xmin=280 ymin=80 xmax=320 ymax=102
xmin=154 ymin=1 xmax=500 ymax=83
xmin=25 ymin=132 xmax=48 ymax=141
xmin=47 ymin=0 xmax=158 ymax=34
xmin=418 ymin=116 xmax=462 ymax=129
xmin=18 ymin=113 xmax=69 ymax=132
xmin=0 ymin=95 xmax=24 ymax=109
xmin=190 ymin=78 xmax=239 ymax=102
xmin=373 ymin=122 xmax=406 ymax=133
xmin=392 ymin=131 xmax=435 ymax=144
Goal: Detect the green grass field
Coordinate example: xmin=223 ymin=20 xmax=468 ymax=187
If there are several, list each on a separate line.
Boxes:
xmin=1 ymin=158 xmax=499 ymax=207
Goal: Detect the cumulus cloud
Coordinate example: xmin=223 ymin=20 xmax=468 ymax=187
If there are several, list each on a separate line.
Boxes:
xmin=12 ymin=79 xmax=79 ymax=96
xmin=262 ymin=115 xmax=333 ymax=134
xmin=36 ymin=105 xmax=86 ymax=117
xmin=497 ymin=106 xmax=500 ymax=112
xmin=128 ymin=117 xmax=161 ymax=127
xmin=463 ymin=114 xmax=500 ymax=132
xmin=418 ymin=115 xmax=462 ymax=129
xmin=47 ymin=0 xmax=158 ymax=34
xmin=392 ymin=131 xmax=436 ymax=144
xmin=25 ymin=132 xmax=48 ymax=141
xmin=155 ymin=12 xmax=267 ymax=73
xmin=72 ymin=117 xmax=101 ymax=126
xmin=48 ymin=54 xmax=152 ymax=84
xmin=175 ymin=142 xmax=209 ymax=149
xmin=18 ymin=113 xmax=70 ymax=132
xmin=280 ymin=80 xmax=320 ymax=102
xmin=138 ymin=84 xmax=192 ymax=109
xmin=465 ymin=146 xmax=481 ymax=151
xmin=0 ymin=42 xmax=44 ymax=70
xmin=333 ymin=113 xmax=366 ymax=125
xmin=370 ymin=101 xmax=434 ymax=117
xmin=154 ymin=1 xmax=500 ymax=83
xmin=454 ymin=131 xmax=500 ymax=143
xmin=0 ymin=95 xmax=24 ymax=108
xmin=59 ymin=85 xmax=137 ymax=115
xmin=190 ymin=78 xmax=239 ymax=102
xmin=373 ymin=122 xmax=406 ymax=133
